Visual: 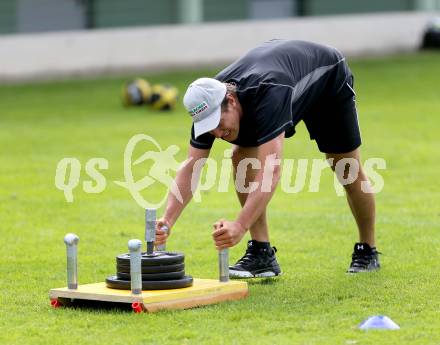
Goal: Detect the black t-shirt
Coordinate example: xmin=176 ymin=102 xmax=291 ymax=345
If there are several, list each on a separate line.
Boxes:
xmin=190 ymin=39 xmax=348 ymax=149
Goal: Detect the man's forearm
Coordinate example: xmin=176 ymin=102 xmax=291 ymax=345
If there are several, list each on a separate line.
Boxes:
xmin=163 ymin=167 xmax=195 ymax=227
xmin=162 ymin=146 xmax=211 ymax=227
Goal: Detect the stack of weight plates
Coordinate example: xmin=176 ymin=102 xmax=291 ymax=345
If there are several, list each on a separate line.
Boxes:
xmin=106 ymin=251 xmax=193 ymax=290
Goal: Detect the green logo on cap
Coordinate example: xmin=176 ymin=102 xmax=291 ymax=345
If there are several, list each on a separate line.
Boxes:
xmin=189 ymin=102 xmax=208 ymax=117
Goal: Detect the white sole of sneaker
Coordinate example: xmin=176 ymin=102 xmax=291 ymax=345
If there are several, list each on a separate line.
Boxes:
xmin=229 ymin=270 xmax=280 ymax=278
xmin=255 ymin=271 xmax=278 ymax=278
xmin=229 ymin=270 xmax=253 ymax=278
xmin=346 ymin=268 xmax=380 ymax=274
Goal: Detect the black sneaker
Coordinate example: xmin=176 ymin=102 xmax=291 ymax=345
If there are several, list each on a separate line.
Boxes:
xmin=347 ymin=242 xmax=381 ymax=273
xmin=229 ymin=240 xmax=282 ymax=278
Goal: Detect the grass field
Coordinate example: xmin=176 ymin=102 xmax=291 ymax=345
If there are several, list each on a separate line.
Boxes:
xmin=1 ymin=51 xmax=439 ymax=345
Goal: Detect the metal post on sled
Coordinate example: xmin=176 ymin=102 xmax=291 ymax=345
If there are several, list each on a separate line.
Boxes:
xmin=128 ymin=239 xmax=143 ymax=295
xmin=64 ymin=233 xmax=79 ymax=290
xmin=145 ymin=209 xmax=156 ymax=255
xmin=219 ymin=248 xmax=229 ymax=282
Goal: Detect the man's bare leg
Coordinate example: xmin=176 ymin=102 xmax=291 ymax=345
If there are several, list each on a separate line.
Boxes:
xmin=326 ymin=148 xmax=376 ymax=246
xmin=229 ymin=145 xmax=281 ymax=278
xmin=231 ymin=145 xmax=269 ymax=242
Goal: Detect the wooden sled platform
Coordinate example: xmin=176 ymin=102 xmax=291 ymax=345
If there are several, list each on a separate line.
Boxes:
xmin=49 ymin=278 xmax=248 ymax=313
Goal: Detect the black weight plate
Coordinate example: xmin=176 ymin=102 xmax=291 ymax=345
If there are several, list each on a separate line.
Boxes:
xmin=116 ymin=252 xmax=184 ymax=266
xmin=116 ymin=262 xmax=185 ymax=274
xmin=116 ymin=270 xmax=185 ymax=281
xmin=105 ymin=275 xmax=193 ymax=290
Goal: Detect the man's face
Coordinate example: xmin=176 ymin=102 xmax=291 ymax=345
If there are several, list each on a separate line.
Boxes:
xmin=209 ymin=95 xmax=241 ymax=142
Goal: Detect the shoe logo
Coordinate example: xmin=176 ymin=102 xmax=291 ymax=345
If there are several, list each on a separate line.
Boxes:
xmin=357 ymin=244 xmax=364 ymax=250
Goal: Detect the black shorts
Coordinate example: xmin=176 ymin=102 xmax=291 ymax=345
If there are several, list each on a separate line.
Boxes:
xmin=302 ymin=73 xmax=362 ymax=154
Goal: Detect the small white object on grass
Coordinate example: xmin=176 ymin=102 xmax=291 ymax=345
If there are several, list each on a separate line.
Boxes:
xmin=358 ymin=315 xmax=400 ymax=330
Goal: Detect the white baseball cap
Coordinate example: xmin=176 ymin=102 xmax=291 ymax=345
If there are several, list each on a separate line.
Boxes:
xmin=183 ymin=78 xmax=227 ymax=138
